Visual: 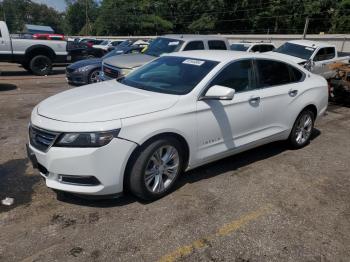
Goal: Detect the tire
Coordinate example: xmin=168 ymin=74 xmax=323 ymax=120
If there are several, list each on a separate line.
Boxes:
xmin=29 ymin=55 xmax=52 ymax=76
xmin=127 ymin=137 xmax=184 ymax=200
xmin=88 ymin=69 xmax=101 ymax=84
xmin=289 ymin=109 xmax=315 ymax=149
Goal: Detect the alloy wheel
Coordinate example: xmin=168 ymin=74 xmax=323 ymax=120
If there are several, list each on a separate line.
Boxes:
xmin=144 ymin=145 xmax=180 ymax=193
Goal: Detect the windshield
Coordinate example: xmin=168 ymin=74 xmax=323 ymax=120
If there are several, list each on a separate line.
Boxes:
xmin=273 ymin=42 xmax=315 ymax=60
xmin=119 ymin=56 xmax=218 ymax=95
xmin=99 ymin=40 xmax=109 ymax=45
xmin=102 ymin=48 xmax=126 ymax=59
xmin=230 ymin=44 xmax=250 ymax=51
xmin=118 ymin=40 xmax=133 ymax=48
xmin=144 ymin=37 xmax=184 ymax=57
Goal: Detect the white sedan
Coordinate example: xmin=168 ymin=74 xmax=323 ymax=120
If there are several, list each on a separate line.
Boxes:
xmin=27 ymin=51 xmax=328 ymax=200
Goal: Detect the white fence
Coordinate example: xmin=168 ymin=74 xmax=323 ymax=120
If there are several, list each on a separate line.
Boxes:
xmin=75 ymin=34 xmax=350 ymax=52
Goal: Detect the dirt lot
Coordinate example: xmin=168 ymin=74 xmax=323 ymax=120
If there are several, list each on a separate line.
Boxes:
xmin=0 ymin=62 xmax=350 ymax=262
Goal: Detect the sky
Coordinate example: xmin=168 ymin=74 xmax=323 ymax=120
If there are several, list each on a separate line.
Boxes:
xmin=32 ymin=0 xmax=67 ymax=12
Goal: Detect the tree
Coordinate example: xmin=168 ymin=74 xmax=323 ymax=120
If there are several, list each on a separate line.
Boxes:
xmin=0 ymin=0 xmax=64 ymax=33
xmin=64 ymin=0 xmax=98 ymax=35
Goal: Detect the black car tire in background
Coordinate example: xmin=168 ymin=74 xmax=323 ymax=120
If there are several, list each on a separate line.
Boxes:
xmin=29 ymin=55 xmax=52 ymax=76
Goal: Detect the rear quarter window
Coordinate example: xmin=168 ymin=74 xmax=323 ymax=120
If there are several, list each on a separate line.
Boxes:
xmin=256 ymin=59 xmax=304 ymax=87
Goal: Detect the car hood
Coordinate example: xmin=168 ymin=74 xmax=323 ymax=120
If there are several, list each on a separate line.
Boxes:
xmin=67 ymin=58 xmax=102 ymax=69
xmin=103 ymin=53 xmax=155 ymax=69
xmin=268 ymin=52 xmax=307 ymax=64
xmin=37 ymin=81 xmax=179 ymax=123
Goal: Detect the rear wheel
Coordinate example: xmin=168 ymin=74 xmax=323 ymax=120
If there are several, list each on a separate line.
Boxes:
xmin=127 ymin=138 xmax=184 ymax=200
xmin=289 ymin=109 xmax=315 ymax=148
xmin=29 ymin=55 xmax=52 ymax=76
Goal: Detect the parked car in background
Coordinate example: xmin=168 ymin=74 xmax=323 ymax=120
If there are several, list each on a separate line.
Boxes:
xmin=0 ymin=21 xmax=68 ymax=75
xmin=270 ymin=40 xmax=350 ymax=79
xmin=66 ymin=45 xmax=144 ymax=85
xmin=92 ymin=40 xmax=111 ymax=51
xmin=33 ymin=33 xmax=65 ymax=41
xmin=101 ymin=34 xmax=230 ymax=80
xmin=230 ymin=42 xmax=276 ymax=52
xmin=27 ymin=50 xmax=328 ymax=200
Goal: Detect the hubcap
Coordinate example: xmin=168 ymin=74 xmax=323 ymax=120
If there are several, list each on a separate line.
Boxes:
xmin=144 ymin=145 xmax=180 ymax=193
xmin=295 ymin=114 xmax=313 ymax=145
xmin=90 ymin=71 xmax=101 ymax=83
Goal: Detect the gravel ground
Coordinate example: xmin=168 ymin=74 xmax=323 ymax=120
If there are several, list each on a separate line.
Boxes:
xmin=0 ymin=63 xmax=349 ymax=262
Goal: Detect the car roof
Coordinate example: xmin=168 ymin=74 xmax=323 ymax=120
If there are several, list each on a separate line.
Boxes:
xmin=288 ymin=39 xmax=335 ymax=49
xmin=165 ymin=50 xmax=302 ymax=65
xmin=161 ymin=34 xmax=227 ymax=41
xmin=231 ymin=42 xmax=275 ymax=45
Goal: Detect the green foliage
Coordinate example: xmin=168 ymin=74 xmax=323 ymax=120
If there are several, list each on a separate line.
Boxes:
xmin=0 ymin=0 xmax=350 ymax=35
xmin=0 ymin=0 xmax=64 ymax=33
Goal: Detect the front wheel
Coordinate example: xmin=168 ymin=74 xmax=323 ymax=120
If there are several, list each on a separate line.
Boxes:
xmin=289 ymin=110 xmax=315 ymax=148
xmin=127 ymin=138 xmax=184 ymax=200
xmin=88 ymin=69 xmax=101 ymax=84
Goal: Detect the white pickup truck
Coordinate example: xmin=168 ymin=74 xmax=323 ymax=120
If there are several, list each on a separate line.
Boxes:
xmin=0 ymin=21 xmax=68 ymax=75
xmin=270 ymin=40 xmax=350 ymax=79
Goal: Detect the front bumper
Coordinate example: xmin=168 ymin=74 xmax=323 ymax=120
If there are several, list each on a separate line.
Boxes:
xmin=28 ymin=138 xmax=137 ymax=195
xmin=66 ymin=70 xmax=88 ymax=85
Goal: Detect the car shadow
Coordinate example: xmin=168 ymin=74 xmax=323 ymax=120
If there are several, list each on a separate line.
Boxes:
xmin=0 ymin=83 xmax=17 ymax=91
xmin=58 ymin=128 xmax=321 ymax=207
xmin=0 ymin=68 xmax=65 ymax=76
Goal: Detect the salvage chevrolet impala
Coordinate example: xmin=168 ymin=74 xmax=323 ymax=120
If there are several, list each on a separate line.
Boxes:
xmin=27 ymin=51 xmax=328 ymax=200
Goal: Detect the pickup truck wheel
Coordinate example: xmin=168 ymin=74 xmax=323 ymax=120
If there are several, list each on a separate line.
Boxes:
xmin=127 ymin=138 xmax=184 ymax=201
xmin=289 ymin=110 xmax=315 ymax=149
xmin=29 ymin=55 xmax=52 ymax=76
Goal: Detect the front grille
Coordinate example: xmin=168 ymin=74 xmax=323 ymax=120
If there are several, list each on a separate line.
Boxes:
xmin=103 ymin=64 xmax=120 ymax=79
xmin=29 ymin=125 xmax=60 ymax=152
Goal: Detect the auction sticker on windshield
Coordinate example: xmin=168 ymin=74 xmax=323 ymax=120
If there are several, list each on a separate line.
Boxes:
xmin=168 ymin=41 xmax=180 ymax=46
xmin=182 ymin=59 xmax=205 ymax=66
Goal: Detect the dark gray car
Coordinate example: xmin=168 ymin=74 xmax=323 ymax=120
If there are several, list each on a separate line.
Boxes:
xmin=66 ymin=45 xmax=144 ymax=85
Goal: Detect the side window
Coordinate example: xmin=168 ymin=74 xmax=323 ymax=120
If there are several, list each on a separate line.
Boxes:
xmin=325 ymin=47 xmax=335 ymax=60
xmin=256 ymin=59 xmax=293 ymax=87
xmin=290 ymin=67 xmax=303 ymax=82
xmin=260 ymin=45 xmax=275 ymax=52
xmin=208 ymin=40 xmax=227 ymax=50
xmin=183 ymin=41 xmax=205 ymax=51
xmin=210 ymin=60 xmax=255 ymax=92
xmin=314 ymin=48 xmax=327 ymax=61
xmin=251 ymin=45 xmax=260 ymax=52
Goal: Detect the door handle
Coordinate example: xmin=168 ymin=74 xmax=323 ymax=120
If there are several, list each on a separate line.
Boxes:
xmin=249 ymin=96 xmax=260 ymax=104
xmin=288 ymin=89 xmax=298 ymax=97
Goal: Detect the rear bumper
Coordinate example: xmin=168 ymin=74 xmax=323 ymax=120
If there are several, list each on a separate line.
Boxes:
xmin=28 ymin=138 xmax=137 ymax=196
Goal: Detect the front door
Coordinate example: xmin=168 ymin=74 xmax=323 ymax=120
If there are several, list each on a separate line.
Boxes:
xmin=196 ymin=59 xmax=263 ymax=162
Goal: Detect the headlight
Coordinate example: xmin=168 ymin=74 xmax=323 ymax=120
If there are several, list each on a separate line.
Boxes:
xmin=120 ymin=68 xmax=133 ymax=77
xmin=55 ymin=129 xmax=120 ymax=147
xmin=77 ymin=66 xmax=90 ymax=72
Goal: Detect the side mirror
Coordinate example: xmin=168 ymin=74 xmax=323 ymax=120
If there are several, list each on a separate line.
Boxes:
xmin=304 ymin=59 xmax=315 ymax=71
xmin=201 ymin=85 xmax=235 ymax=100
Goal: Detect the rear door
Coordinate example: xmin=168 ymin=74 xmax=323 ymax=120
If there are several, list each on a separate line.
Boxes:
xmin=255 ymin=59 xmax=305 ymax=138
